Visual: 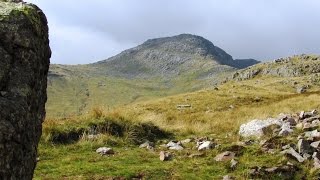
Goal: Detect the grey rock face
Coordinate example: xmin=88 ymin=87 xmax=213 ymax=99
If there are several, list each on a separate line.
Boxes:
xmin=232 ymin=54 xmax=320 ymax=81
xmin=239 ymin=118 xmax=282 ymax=138
xmin=0 ymin=1 xmax=50 ymax=179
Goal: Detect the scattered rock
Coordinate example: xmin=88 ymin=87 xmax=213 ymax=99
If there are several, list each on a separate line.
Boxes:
xmin=284 ymin=117 xmax=297 ymax=126
xmin=96 ymin=147 xmax=114 ymax=155
xmin=223 ymin=145 xmax=245 ymax=156
xmin=222 ymin=175 xmax=235 ymax=180
xmin=139 ymin=141 xmax=155 ymax=149
xmin=279 ymin=122 xmax=293 ymax=136
xmin=230 ymin=159 xmax=238 ymax=170
xmin=167 ymin=140 xmax=181 ymax=147
xmin=249 ymin=165 xmax=298 ymax=179
xmin=281 ymin=147 xmax=305 ymax=163
xmin=214 ymin=151 xmax=235 ymax=162
xmin=304 ymin=129 xmax=320 ymax=140
xmin=303 ymin=153 xmax=311 ymax=160
xmin=303 ymin=122 xmax=313 ymax=131
xmin=169 ymin=145 xmax=184 ymax=150
xmin=296 ymin=86 xmax=307 ymax=94
xmin=166 ymin=140 xmax=184 ymax=150
xmin=297 ymin=139 xmax=313 ymax=154
xmin=198 ymin=141 xmax=214 ymax=151
xmin=310 ymin=141 xmax=320 ymax=149
xmin=299 ymin=111 xmax=305 ymax=119
xmin=159 ymin=151 xmax=171 ymax=161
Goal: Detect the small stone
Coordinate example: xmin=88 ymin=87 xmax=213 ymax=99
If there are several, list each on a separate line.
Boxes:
xmin=169 ymin=144 xmax=184 ymax=150
xmin=313 ymin=152 xmax=320 ymax=159
xmin=230 ymin=159 xmax=238 ymax=170
xmin=265 ymin=166 xmax=278 ymax=173
xmin=139 ymin=141 xmax=154 ymax=148
xmin=282 ymin=144 xmax=292 ymax=150
xmin=304 ymin=129 xmax=320 ymax=140
xmin=303 ymin=123 xmax=313 ymax=131
xmin=311 ymin=141 xmax=320 ymax=149
xmin=311 ymin=110 xmax=318 ymax=115
xmin=285 ymin=117 xmax=297 ymax=126
xmin=299 ymin=111 xmax=305 ymax=119
xmin=159 ymin=151 xmax=171 ymax=161
xmin=297 ymin=86 xmax=307 ymax=94
xmin=180 ymin=138 xmax=192 ymax=144
xmin=223 ymin=175 xmax=235 ymax=180
xmin=198 ymin=141 xmax=214 ymax=151
xmin=214 ymin=151 xmax=235 ymax=162
xmin=297 ymin=139 xmax=313 ymax=154
xmin=303 ymin=153 xmax=311 ymax=160
xmin=166 ymin=140 xmax=181 ymax=147
xmin=312 ymin=120 xmax=320 ymax=127
xmin=281 ymin=147 xmax=305 ymax=163
xmin=96 ymin=147 xmax=114 ymax=155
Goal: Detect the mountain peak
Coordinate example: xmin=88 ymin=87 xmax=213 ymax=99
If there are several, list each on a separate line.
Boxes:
xmin=139 ymin=34 xmax=233 ymax=63
xmin=94 ymin=34 xmax=259 ymax=78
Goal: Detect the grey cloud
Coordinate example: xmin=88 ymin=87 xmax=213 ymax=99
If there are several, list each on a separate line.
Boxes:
xmin=26 ymin=0 xmax=320 ymax=64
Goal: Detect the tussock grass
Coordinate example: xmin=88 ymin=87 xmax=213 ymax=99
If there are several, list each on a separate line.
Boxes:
xmin=108 ymin=76 xmax=320 ymax=137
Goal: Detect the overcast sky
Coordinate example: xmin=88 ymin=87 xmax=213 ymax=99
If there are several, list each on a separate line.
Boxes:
xmin=25 ymin=0 xmax=320 ymax=64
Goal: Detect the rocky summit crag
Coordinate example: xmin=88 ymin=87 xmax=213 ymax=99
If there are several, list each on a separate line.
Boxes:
xmin=47 ymin=34 xmax=259 ymax=117
xmin=93 ymin=34 xmax=259 ymax=78
xmin=0 ymin=1 xmax=50 ymax=179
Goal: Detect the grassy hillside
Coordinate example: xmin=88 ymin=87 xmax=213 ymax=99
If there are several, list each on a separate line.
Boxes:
xmin=46 ymin=34 xmax=259 ymax=118
xmin=36 ymin=55 xmax=320 ymax=179
xmin=47 ymin=64 xmax=233 ymax=118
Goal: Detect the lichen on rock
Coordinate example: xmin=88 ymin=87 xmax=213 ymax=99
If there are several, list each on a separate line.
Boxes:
xmin=0 ymin=1 xmax=50 ymax=179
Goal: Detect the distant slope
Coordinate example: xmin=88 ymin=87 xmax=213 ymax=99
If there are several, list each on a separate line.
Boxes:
xmin=47 ymin=34 xmax=259 ymax=117
xmin=109 ymin=54 xmax=320 ymax=134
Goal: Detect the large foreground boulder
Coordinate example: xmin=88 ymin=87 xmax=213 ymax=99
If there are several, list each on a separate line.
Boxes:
xmin=0 ymin=1 xmax=50 ymax=179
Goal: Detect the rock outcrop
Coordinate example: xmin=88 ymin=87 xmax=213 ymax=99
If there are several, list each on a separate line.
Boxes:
xmin=232 ymin=54 xmax=320 ymax=81
xmin=0 ymin=1 xmax=50 ymax=179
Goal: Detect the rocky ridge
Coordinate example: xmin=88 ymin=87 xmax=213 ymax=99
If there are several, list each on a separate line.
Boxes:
xmin=232 ymin=54 xmax=320 ymax=81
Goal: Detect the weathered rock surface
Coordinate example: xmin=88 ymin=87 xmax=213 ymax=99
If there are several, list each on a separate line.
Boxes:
xmin=159 ymin=151 xmax=171 ymax=161
xmin=0 ymin=1 xmax=50 ymax=179
xmin=239 ymin=118 xmax=282 ymax=138
xmin=214 ymin=151 xmax=235 ymax=162
xmin=197 ymin=140 xmax=214 ymax=151
xmin=96 ymin=147 xmax=114 ymax=155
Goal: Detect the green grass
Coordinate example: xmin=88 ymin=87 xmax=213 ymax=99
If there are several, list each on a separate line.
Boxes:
xmin=35 ymin=129 xmax=316 ymax=179
xmin=39 ymin=56 xmax=320 ymax=179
